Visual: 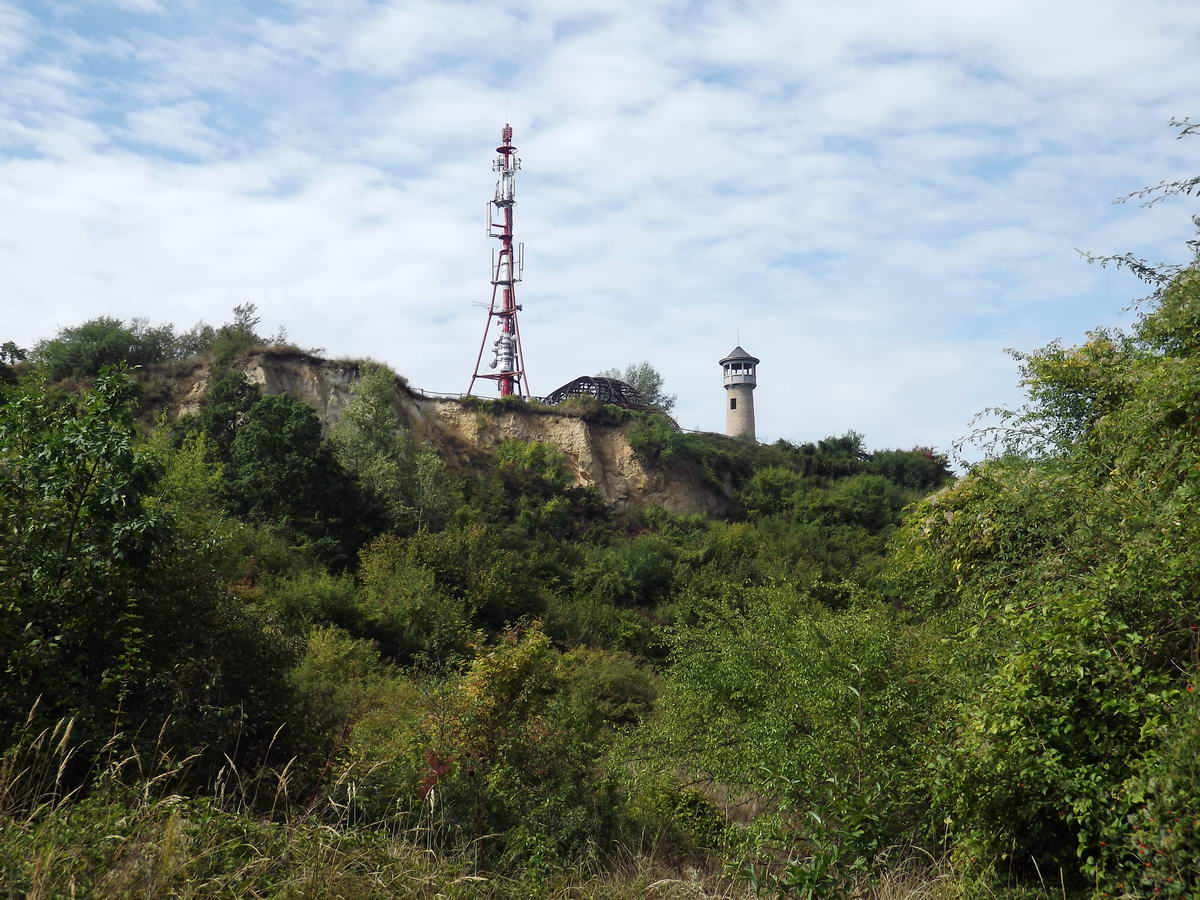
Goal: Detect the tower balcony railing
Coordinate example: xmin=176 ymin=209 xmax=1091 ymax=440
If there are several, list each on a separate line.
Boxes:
xmin=723 ymin=372 xmax=757 ymax=386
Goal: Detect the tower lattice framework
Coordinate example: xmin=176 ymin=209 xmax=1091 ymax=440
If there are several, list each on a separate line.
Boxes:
xmin=469 ymin=124 xmax=530 ymax=397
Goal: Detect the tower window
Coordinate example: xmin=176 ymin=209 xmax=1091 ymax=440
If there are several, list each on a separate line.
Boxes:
xmin=730 ymin=397 xmax=737 ymax=410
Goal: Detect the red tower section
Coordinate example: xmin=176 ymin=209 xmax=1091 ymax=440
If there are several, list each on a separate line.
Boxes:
xmin=469 ymin=124 xmax=530 ymax=398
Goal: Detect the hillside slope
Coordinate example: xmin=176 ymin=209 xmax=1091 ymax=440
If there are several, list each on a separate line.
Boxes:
xmin=138 ymin=348 xmax=735 ymax=517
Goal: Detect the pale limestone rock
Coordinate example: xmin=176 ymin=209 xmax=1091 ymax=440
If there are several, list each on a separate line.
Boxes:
xmin=144 ymin=349 xmax=733 ymax=518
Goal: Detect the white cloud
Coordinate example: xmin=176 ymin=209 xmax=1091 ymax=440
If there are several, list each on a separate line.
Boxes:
xmin=124 ymin=100 xmax=218 ymax=156
xmin=1 ymin=0 xmax=1198 ymax=455
xmin=0 ymin=2 xmax=31 ymax=65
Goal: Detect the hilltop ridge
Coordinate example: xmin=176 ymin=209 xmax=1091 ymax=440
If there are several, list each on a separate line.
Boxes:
xmin=136 ymin=347 xmax=737 ymax=518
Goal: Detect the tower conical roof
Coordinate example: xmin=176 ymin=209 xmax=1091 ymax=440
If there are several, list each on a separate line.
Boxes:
xmin=720 ymin=345 xmax=760 ymax=365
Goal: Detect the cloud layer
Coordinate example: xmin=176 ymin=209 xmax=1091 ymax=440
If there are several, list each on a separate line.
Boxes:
xmin=3 ymin=0 xmax=1199 ymax=452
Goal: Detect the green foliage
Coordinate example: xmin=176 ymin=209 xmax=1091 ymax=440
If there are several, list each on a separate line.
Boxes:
xmin=287 ymin=626 xmax=396 ymax=749
xmin=628 ymin=419 xmax=949 ymax=512
xmin=331 ymin=362 xmax=458 ymax=532
xmin=388 ymin=625 xmax=649 ymax=863
xmin=810 ymin=473 xmax=909 ymax=531
xmin=553 ymin=394 xmax=634 ymax=426
xmin=866 ymin=446 xmax=952 ymax=491
xmin=209 ymin=302 xmax=279 ymax=365
xmin=0 ymin=341 xmax=26 ymax=384
xmin=626 ymin=412 xmax=686 ymax=462
xmin=886 ymin=253 xmax=1200 ymax=892
xmin=359 ymin=526 xmax=547 ymax=643
xmin=0 ymin=368 xmax=299 ymax=774
xmin=651 ymin=587 xmax=928 ymax=798
xmin=0 ymin=367 xmax=164 ymax=744
xmin=178 ymin=370 xmax=261 ymax=462
xmin=31 ymin=316 xmax=181 ymax=381
xmin=223 ymin=392 xmax=384 ymax=565
xmin=1104 ymin=677 xmax=1200 ymax=897
xmin=597 ymin=361 xmax=677 ymax=413
xmin=582 ymin=535 xmax=677 ymax=608
xmin=29 ymin=305 xmax=288 ymax=384
xmin=739 ymin=466 xmax=806 ymax=518
xmin=647 ymin=586 xmax=936 ymax=892
xmin=0 ymin=341 xmax=25 ymax=364
xmin=261 ymin=569 xmax=360 ymax=635
xmin=357 ymin=536 xmax=471 ymax=663
xmin=496 ymin=438 xmax=572 ymax=491
xmin=481 ymin=439 xmax=607 ymax=538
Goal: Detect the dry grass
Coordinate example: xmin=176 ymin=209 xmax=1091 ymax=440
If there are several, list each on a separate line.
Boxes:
xmin=0 ymin=714 xmax=751 ymax=898
xmin=1 ymin=715 xmax=1002 ymax=899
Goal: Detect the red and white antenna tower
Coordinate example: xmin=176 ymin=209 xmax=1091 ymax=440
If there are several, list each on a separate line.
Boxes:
xmin=469 ymin=123 xmax=530 ymax=397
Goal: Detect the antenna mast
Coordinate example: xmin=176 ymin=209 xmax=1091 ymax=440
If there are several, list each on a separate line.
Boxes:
xmin=469 ymin=123 xmax=530 ymax=398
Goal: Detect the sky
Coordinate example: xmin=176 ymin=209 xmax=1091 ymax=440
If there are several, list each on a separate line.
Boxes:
xmin=2 ymin=0 xmax=1199 ymax=455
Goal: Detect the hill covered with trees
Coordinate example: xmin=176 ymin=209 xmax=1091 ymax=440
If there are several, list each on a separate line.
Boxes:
xmin=3 ymin=141 xmax=1200 ymax=896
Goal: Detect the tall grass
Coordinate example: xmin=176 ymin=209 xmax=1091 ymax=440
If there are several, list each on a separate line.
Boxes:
xmin=0 ymin=712 xmax=760 ymax=898
xmin=0 ymin=709 xmax=1000 ymax=897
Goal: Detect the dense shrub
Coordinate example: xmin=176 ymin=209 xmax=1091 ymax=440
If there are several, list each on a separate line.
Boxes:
xmin=31 ymin=316 xmax=180 ymax=380
xmin=0 ymin=368 xmax=300 ymax=778
xmin=223 ymin=393 xmax=385 ymax=565
xmin=886 ymin=256 xmax=1200 ymax=892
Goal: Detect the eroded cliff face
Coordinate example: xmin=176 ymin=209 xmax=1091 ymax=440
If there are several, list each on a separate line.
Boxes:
xmin=143 ymin=350 xmax=733 ymax=518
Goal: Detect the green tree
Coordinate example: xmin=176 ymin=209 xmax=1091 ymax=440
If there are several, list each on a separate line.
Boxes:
xmin=223 ymin=393 xmax=383 ymax=565
xmin=598 ymin=361 xmax=677 ymax=413
xmin=647 ymin=586 xmax=932 ymax=893
xmin=330 ymin=362 xmax=457 ymax=532
xmin=887 ymin=250 xmax=1200 ymax=890
xmin=0 ymin=367 xmax=297 ymax=772
xmin=178 ymin=370 xmax=261 ymax=462
xmin=31 ymin=316 xmax=179 ymax=380
xmin=210 ymin=302 xmax=287 ymax=365
xmin=0 ymin=341 xmax=26 ymax=384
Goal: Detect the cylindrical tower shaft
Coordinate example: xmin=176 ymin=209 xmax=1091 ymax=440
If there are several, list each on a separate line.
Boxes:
xmin=726 ymin=384 xmax=756 ymax=439
xmin=469 ymin=124 xmax=530 ymax=398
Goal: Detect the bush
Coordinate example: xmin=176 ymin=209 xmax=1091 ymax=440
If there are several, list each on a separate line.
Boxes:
xmin=354 ymin=527 xmax=548 ymax=661
xmin=31 ymin=317 xmax=180 ymax=380
xmin=0 ymin=368 xmax=301 ymax=780
xmin=1105 ymin=676 xmax=1200 ymax=896
xmin=222 ymin=393 xmax=385 ymax=565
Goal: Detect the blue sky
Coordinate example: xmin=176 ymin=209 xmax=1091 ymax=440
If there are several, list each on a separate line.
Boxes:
xmin=2 ymin=0 xmax=1199 ymax=455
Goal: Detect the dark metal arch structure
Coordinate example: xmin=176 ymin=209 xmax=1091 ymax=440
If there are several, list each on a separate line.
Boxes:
xmin=542 ymin=375 xmax=658 ymax=412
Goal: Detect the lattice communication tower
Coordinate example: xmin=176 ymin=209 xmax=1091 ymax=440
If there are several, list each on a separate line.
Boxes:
xmin=468 ymin=124 xmax=530 ymax=397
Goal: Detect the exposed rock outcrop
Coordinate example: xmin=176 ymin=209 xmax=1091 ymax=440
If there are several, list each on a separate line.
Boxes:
xmin=140 ymin=349 xmax=734 ymax=518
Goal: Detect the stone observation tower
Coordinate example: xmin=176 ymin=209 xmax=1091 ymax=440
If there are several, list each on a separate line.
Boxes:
xmin=720 ymin=345 xmax=759 ymax=440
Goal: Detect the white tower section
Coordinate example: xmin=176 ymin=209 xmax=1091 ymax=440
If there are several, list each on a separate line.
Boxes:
xmin=720 ymin=345 xmax=759 ymax=440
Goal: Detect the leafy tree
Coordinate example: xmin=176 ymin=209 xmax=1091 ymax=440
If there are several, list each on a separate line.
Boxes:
xmin=888 ymin=246 xmax=1200 ymax=890
xmin=598 ymin=361 xmax=677 ymax=413
xmin=360 ymin=525 xmax=547 ymax=638
xmin=345 ymin=624 xmax=650 ymax=862
xmin=31 ymin=316 xmax=179 ymax=380
xmin=865 ymin=446 xmax=951 ymax=491
xmin=177 ymin=370 xmax=261 ymax=462
xmin=0 ymin=341 xmax=26 ymax=384
xmin=647 ymin=586 xmax=932 ymax=893
xmin=210 ymin=302 xmax=287 ymax=365
xmin=580 ymin=536 xmax=677 ymax=608
xmin=330 ymin=362 xmax=457 ymax=532
xmin=223 ymin=393 xmax=383 ymax=565
xmin=810 ymin=473 xmax=908 ymax=531
xmin=0 ymin=367 xmax=297 ymax=773
xmin=740 ymin=466 xmax=806 ymax=518
xmin=356 ymin=538 xmax=470 ymax=663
